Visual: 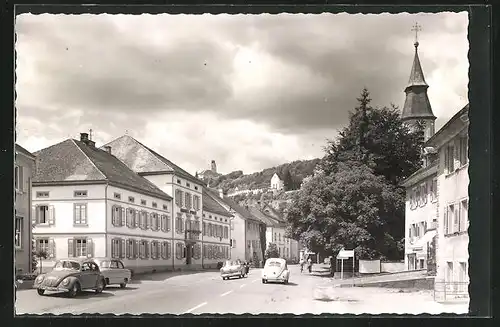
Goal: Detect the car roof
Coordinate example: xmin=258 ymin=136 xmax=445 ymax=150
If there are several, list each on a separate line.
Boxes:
xmin=92 ymin=257 xmax=119 ymax=262
xmin=56 ymin=257 xmax=91 ymax=263
xmin=266 ymin=258 xmax=286 ymax=263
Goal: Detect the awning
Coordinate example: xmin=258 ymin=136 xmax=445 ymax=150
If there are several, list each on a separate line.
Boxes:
xmin=414 ymin=230 xmax=437 ymax=248
xmin=337 ymin=250 xmax=355 ymax=259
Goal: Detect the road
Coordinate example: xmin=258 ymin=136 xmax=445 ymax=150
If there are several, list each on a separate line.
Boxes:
xmin=15 ymin=264 xmax=468 ymax=315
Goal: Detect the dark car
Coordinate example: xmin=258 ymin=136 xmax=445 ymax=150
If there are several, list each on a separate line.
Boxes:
xmin=33 ymin=258 xmax=105 ymax=297
xmin=220 ymin=260 xmax=246 ymax=280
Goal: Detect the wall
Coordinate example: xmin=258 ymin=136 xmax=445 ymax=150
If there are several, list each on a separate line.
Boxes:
xmin=245 ymin=220 xmax=262 ymax=262
xmin=359 ymin=260 xmax=381 ymax=274
xmin=15 ymin=152 xmax=35 ymax=274
xmin=381 ymin=261 xmax=406 ymax=273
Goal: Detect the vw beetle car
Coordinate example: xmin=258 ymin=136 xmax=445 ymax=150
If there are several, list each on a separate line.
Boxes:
xmin=92 ymin=257 xmax=132 ymax=288
xmin=33 ymin=258 xmax=106 ymax=297
xmin=220 ymin=260 xmax=246 ymax=280
xmin=262 ymin=258 xmax=290 ymax=284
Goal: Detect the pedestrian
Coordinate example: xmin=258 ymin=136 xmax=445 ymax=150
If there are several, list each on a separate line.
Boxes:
xmin=329 ymin=256 xmax=335 ymax=277
xmin=299 ymin=257 xmax=305 ymax=273
xmin=307 ymin=257 xmax=312 ymax=273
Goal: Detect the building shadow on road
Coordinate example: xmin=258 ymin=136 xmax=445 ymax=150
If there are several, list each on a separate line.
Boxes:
xmin=42 ymin=291 xmax=115 ymax=299
xmin=104 ymin=286 xmax=139 ymax=291
xmin=130 ymin=270 xmax=206 ymax=283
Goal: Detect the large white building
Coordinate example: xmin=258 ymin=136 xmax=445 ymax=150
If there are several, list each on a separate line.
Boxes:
xmin=270 ymin=172 xmax=284 ymax=191
xmin=103 ymin=135 xmax=205 ymax=269
xmin=32 ymin=133 xmax=174 ymax=274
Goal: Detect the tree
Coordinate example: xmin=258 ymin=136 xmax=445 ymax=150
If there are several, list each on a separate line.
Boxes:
xmin=34 ymin=248 xmax=49 ymax=274
xmin=265 ymin=243 xmax=280 ymax=259
xmin=282 ymin=167 xmax=294 ymax=191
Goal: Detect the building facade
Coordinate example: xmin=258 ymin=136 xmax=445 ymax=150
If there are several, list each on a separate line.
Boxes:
xmin=428 ymin=105 xmax=470 ymax=298
xmin=202 ymin=188 xmax=232 ymax=268
xmin=270 ymin=173 xmax=284 ymax=191
xmin=32 ymin=134 xmax=174 ymax=274
xmin=15 ymin=144 xmax=36 ymax=274
xmin=103 ymin=135 xmax=205 ymax=269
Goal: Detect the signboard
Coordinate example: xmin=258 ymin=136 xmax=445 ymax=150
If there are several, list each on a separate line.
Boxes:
xmin=337 ymin=250 xmax=354 ymax=259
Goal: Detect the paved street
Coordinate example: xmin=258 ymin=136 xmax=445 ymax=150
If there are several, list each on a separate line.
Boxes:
xmin=15 ymin=265 xmax=468 ymax=315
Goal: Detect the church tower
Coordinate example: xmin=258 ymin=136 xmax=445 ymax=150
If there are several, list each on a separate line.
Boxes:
xmin=211 ymin=160 xmax=217 ymax=173
xmin=401 ymin=23 xmax=436 ymax=142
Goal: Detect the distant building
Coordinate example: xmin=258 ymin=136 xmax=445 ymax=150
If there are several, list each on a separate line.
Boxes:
xmin=270 ymin=172 xmax=284 ymax=191
xmin=15 ymin=144 xmax=36 ymax=274
xmin=32 ymin=133 xmax=173 ymax=274
xmin=197 ymin=160 xmax=222 ymax=183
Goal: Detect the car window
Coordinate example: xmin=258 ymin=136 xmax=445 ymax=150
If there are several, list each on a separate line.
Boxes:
xmin=266 ymin=261 xmax=282 ymax=267
xmin=53 ymin=260 xmax=80 ymax=271
xmin=110 ymin=261 xmax=119 ymax=269
xmin=100 ymin=261 xmax=111 ymax=268
xmin=91 ymin=263 xmax=99 ymax=271
xmin=117 ymin=261 xmax=124 ymax=269
xmin=81 ymin=262 xmax=92 ymax=272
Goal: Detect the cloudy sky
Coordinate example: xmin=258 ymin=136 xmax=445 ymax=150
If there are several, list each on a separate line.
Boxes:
xmin=15 ymin=12 xmax=468 ymax=175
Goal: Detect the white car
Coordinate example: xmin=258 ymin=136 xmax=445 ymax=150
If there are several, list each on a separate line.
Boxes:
xmin=262 ymin=258 xmax=290 ymax=284
xmin=92 ymin=258 xmax=132 ymax=288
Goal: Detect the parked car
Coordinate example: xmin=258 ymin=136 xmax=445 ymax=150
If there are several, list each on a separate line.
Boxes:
xmin=92 ymin=257 xmax=132 ymax=288
xmin=262 ymin=258 xmax=290 ymax=284
xmin=220 ymin=260 xmax=246 ymax=280
xmin=33 ymin=258 xmax=105 ymax=297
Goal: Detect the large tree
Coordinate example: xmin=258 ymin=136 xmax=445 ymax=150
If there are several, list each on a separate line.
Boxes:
xmin=281 ymin=167 xmax=294 ymax=191
xmin=286 ymin=88 xmax=424 ymax=259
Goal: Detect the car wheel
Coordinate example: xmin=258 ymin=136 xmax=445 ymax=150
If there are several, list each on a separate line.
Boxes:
xmin=104 ymin=278 xmax=110 ymax=289
xmin=95 ymin=279 xmax=104 ymax=294
xmin=37 ymin=289 xmax=45 ymax=296
xmin=262 ymin=279 xmax=266 ymax=284
xmin=120 ymin=281 xmax=127 ymax=288
xmin=68 ymin=283 xmax=79 ymax=298
xmin=284 ymin=279 xmax=289 ymax=285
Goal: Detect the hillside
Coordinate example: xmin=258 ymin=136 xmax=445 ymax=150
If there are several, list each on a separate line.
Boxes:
xmin=205 ymin=158 xmax=321 ymax=194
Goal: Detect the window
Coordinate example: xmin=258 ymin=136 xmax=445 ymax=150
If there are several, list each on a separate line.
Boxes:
xmin=459 ymin=199 xmax=469 ymax=232
xmin=161 ymin=214 xmax=171 ymax=232
xmin=127 ymin=239 xmax=138 ymax=259
xmin=15 ymin=217 xmax=22 ymax=248
xmin=139 ymin=240 xmax=149 ymax=259
xmin=185 ymin=193 xmax=192 ymax=209
xmin=126 ymin=208 xmax=136 ymax=228
xmin=444 ymin=204 xmax=455 ymax=235
xmin=194 ymin=186 xmax=198 ymax=191
xmin=128 ymin=196 xmax=135 ymax=203
xmin=112 ymin=206 xmax=124 ymax=227
xmin=114 ymin=192 xmax=121 ymax=200
xmin=232 ymin=239 xmax=236 ymax=248
xmin=141 ymin=199 xmax=147 ymax=205
xmin=74 ymin=203 xmax=87 ymax=225
xmin=177 ymin=179 xmax=181 ymax=184
xmin=186 ymin=182 xmax=191 ymax=188
xmin=176 ymin=242 xmax=184 ymax=259
xmin=68 ymin=238 xmax=93 ymax=258
xmin=230 ymin=221 xmax=234 ymax=230
xmin=152 ymin=202 xmax=157 ymax=208
xmin=175 ymin=189 xmax=184 ymax=207
xmin=176 ymin=216 xmax=184 ymax=234
xmin=151 ymin=213 xmax=159 ymax=231
xmin=202 ymin=222 xmax=206 ymax=236
xmin=430 ymin=178 xmax=437 ymax=202
xmin=224 ymin=226 xmax=228 ymax=239
xmin=193 ymin=195 xmax=200 ymax=211
xmin=34 ymin=205 xmax=54 ymax=225
xmin=111 ymin=238 xmax=125 ymax=259
xmin=163 ymin=204 xmax=169 ymax=211
xmin=74 ymin=190 xmax=88 ymax=197
xmin=150 ymin=241 xmax=160 ymax=259
xmin=420 ymin=183 xmax=427 ymax=205
xmin=446 ymin=262 xmax=454 ymax=282
xmin=15 ymin=165 xmax=23 ymax=192
xmin=140 ymin=211 xmax=149 ymax=230
xmin=193 ymin=244 xmax=201 ymax=260
xmin=458 ymin=136 xmax=468 ymax=166
xmin=36 ymin=191 xmax=49 ymax=198
xmin=161 ymin=241 xmax=171 ymax=259
xmin=36 ymin=238 xmax=55 ymax=258
xmin=445 ymin=145 xmax=455 ymax=173
xmin=415 ymin=187 xmax=421 ymax=207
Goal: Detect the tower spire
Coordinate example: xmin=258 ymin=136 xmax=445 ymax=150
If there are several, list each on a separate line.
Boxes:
xmin=401 ymin=23 xmax=436 ymax=142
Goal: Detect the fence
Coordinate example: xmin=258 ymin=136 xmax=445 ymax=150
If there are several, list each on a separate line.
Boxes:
xmin=433 ymin=281 xmax=469 ymax=302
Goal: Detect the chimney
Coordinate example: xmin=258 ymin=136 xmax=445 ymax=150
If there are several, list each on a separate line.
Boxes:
xmin=103 ymin=145 xmax=112 ymax=154
xmin=218 ymin=188 xmax=224 ymax=198
xmin=80 ymin=133 xmax=89 ymax=142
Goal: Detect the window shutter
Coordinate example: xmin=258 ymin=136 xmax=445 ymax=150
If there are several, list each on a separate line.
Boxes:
xmin=444 ymin=207 xmax=449 ymax=234
xmin=121 ymin=239 xmax=126 ymax=259
xmin=145 ymin=241 xmax=150 ymax=258
xmin=454 ymin=205 xmax=459 ymax=233
xmin=68 ymin=239 xmax=74 ymax=257
xmin=87 ymin=238 xmax=94 ymax=258
xmin=121 ymin=207 xmax=126 ymax=227
xmin=126 ymin=209 xmax=131 ymax=228
xmin=134 ymin=210 xmax=139 ymax=228
xmin=49 ymin=238 xmax=55 ymax=258
xmin=48 ymin=205 xmax=55 ymax=225
xmin=32 ymin=206 xmax=37 ymax=225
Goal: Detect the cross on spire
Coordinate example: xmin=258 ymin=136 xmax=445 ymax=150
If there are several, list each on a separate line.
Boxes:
xmin=411 ymin=22 xmax=422 ymax=47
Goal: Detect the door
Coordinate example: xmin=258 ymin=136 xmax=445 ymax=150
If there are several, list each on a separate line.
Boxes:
xmin=80 ymin=262 xmax=97 ymax=289
xmin=186 ymin=245 xmax=192 ymax=265
xmin=110 ymin=260 xmax=120 ymax=284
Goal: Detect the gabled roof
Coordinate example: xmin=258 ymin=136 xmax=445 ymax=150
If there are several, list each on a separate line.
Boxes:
xmin=33 ymin=139 xmax=172 ymax=201
xmin=102 ymin=135 xmax=200 ymax=184
xmin=261 ymin=203 xmax=286 ymax=224
xmin=205 ymin=188 xmax=263 ymax=224
xmin=247 ymin=206 xmax=281 ymax=227
xmin=15 ymin=144 xmax=36 ymax=160
xmin=203 ymin=188 xmax=232 ymax=217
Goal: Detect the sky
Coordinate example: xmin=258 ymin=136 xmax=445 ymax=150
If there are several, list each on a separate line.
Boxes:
xmin=15 ymin=12 xmax=469 ymax=175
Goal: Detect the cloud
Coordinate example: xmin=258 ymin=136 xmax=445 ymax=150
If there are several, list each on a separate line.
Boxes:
xmin=15 ymin=12 xmax=469 ymax=174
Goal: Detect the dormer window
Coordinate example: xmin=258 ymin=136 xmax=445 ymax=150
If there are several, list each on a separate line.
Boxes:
xmin=152 ymin=202 xmax=158 ymax=208
xmin=74 ymin=190 xmax=88 ymax=197
xmin=128 ymin=196 xmax=135 ymax=203
xmin=114 ymin=193 xmax=121 ymax=200
xmin=141 ymin=199 xmax=147 ymax=206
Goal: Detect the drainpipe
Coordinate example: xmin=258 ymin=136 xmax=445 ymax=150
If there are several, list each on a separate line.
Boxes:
xmin=104 ymin=183 xmax=109 ymax=258
xmin=171 ymin=175 xmax=175 ymax=272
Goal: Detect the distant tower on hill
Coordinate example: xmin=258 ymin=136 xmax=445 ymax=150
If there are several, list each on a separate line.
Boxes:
xmin=211 ymin=160 xmax=217 ymax=173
